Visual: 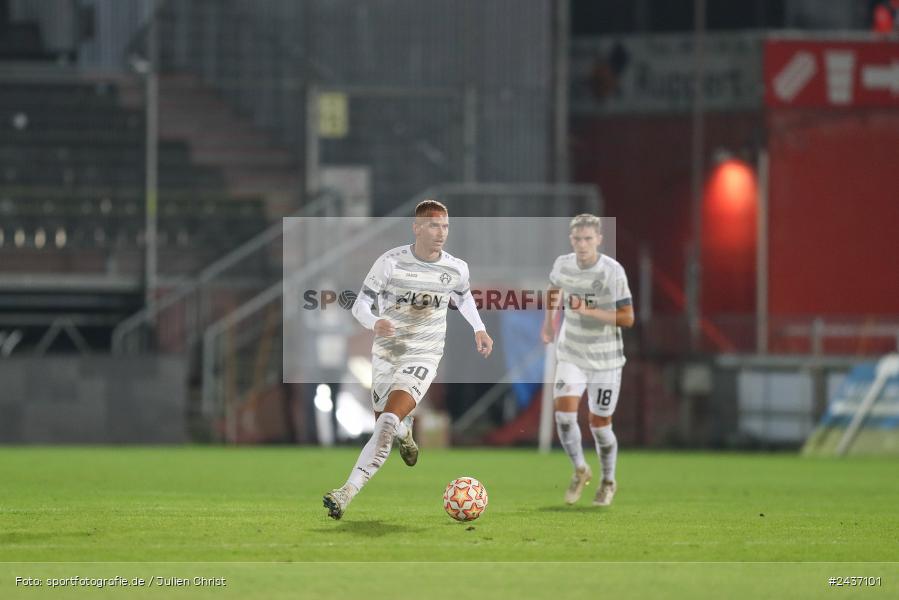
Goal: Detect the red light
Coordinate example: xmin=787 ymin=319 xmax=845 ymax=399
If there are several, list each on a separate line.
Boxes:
xmin=701 ymin=159 xmax=758 ymax=314
xmin=708 ymin=160 xmax=757 ymax=215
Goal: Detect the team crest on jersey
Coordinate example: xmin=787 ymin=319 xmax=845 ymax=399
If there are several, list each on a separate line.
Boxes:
xmin=439 ymin=272 xmax=452 ymax=285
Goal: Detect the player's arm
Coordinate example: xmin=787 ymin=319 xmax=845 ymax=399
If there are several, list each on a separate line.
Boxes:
xmin=453 ymin=264 xmax=492 ymax=357
xmin=543 ymin=256 xmax=565 ymax=343
xmin=454 ymin=289 xmax=492 ymax=357
xmin=541 ymin=285 xmax=563 ymax=343
xmin=351 ymin=256 xmax=395 ymax=336
xmin=351 ymin=289 xmax=395 ymax=336
xmin=572 ymin=266 xmax=635 ymax=328
xmin=570 ymin=298 xmax=635 ymax=328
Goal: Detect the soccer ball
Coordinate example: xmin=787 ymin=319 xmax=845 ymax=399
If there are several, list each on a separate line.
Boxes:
xmin=443 ymin=477 xmax=488 ymax=522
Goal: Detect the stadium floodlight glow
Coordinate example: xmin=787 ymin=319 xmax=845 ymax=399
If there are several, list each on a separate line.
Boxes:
xmin=348 ymin=356 xmax=373 ymax=389
xmin=314 ymin=394 xmax=333 ymax=412
xmin=314 ymin=384 xmax=334 ymax=412
xmin=334 ymin=391 xmax=373 ymax=437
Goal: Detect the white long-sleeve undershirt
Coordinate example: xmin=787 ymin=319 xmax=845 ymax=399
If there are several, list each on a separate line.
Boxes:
xmin=351 ymin=291 xmax=380 ymax=330
xmin=453 ymin=290 xmax=485 ymax=333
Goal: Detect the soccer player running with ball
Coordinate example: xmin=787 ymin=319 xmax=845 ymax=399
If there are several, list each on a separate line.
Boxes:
xmin=542 ymin=214 xmax=634 ymax=506
xmin=323 ymin=200 xmax=493 ymax=519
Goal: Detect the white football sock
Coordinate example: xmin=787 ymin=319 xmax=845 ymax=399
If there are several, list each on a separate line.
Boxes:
xmin=395 ymin=418 xmax=409 ymax=439
xmin=346 ymin=412 xmax=399 ymax=492
xmin=591 ymin=425 xmax=617 ymax=483
xmin=555 ymin=411 xmax=586 ymax=470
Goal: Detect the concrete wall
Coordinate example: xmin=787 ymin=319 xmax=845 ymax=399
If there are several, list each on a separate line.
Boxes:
xmin=0 ymin=355 xmax=187 ymax=443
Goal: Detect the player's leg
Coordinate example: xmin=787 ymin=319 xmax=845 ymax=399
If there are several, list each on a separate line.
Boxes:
xmin=374 ymin=409 xmax=412 ymax=454
xmin=554 ymin=361 xmax=588 ymax=470
xmin=323 ymin=389 xmax=414 ymax=520
xmin=348 ymin=390 xmax=410 ymax=489
xmin=553 ymin=361 xmax=591 ymax=503
xmin=351 ymin=389 xmax=416 ymax=492
xmin=324 ymin=360 xmax=436 ymax=519
xmin=554 ymin=394 xmax=586 ymax=470
xmin=586 ymin=368 xmax=622 ymax=506
xmin=388 ymin=361 xmax=436 ymax=467
xmin=589 ymin=413 xmax=617 ymax=505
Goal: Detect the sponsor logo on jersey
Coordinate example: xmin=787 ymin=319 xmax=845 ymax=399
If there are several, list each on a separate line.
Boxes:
xmin=394 ymin=290 xmax=444 ymax=309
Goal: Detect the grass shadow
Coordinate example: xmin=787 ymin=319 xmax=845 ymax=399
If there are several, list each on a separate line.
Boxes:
xmin=535 ymin=505 xmax=607 ymax=514
xmin=309 ymin=519 xmax=426 ymax=538
xmin=0 ymin=531 xmax=95 ymax=544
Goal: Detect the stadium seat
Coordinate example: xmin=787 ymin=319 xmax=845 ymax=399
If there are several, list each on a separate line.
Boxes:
xmin=0 ymin=77 xmax=271 ymax=350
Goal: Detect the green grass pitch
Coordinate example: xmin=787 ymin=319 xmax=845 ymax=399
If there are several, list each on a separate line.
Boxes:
xmin=1 ymin=447 xmax=897 ymax=599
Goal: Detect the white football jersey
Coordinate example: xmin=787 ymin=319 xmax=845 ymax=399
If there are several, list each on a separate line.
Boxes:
xmin=549 ymin=252 xmax=632 ymax=371
xmin=360 ymin=244 xmax=471 ymax=366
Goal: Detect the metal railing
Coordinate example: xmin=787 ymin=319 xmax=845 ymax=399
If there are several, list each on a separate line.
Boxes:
xmin=112 ymin=190 xmax=340 ymax=354
xmin=201 ymin=189 xmax=431 ymax=429
xmin=783 ymin=319 xmax=899 ymax=356
xmin=452 ymin=343 xmax=546 ymax=436
xmin=643 ymin=315 xmax=899 ymax=357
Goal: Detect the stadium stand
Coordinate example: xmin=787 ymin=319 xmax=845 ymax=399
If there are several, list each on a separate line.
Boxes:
xmin=0 ymin=72 xmax=269 ymax=352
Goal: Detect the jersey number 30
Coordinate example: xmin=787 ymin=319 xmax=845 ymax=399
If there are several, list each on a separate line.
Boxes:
xmin=401 ymin=365 xmax=429 ymax=380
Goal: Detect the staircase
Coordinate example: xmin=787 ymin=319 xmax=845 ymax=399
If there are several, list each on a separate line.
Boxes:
xmin=122 ymin=73 xmax=301 ymax=217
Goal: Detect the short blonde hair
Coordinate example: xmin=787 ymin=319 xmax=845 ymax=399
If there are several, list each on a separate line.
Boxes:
xmin=415 ymin=199 xmax=448 ymax=218
xmin=569 ymin=213 xmax=601 ymax=233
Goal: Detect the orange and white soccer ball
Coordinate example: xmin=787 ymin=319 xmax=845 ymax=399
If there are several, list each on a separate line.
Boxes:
xmin=443 ymin=477 xmax=488 ymax=522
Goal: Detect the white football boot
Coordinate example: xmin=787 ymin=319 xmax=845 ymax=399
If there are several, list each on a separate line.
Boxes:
xmin=593 ymin=480 xmax=617 ymax=506
xmin=564 ymin=464 xmax=592 ymax=504
xmin=323 ymin=485 xmax=354 ymax=520
xmin=396 ymin=415 xmax=419 ymax=466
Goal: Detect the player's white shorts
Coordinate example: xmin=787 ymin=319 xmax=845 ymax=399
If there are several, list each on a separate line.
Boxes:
xmin=553 ymin=360 xmax=622 ymax=417
xmin=371 ymin=355 xmax=439 ymax=412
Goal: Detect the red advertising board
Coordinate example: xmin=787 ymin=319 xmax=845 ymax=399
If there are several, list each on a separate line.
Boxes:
xmin=765 ymin=39 xmax=899 ymax=108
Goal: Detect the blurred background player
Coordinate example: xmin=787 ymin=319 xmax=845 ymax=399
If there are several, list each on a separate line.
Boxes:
xmin=323 ymin=200 xmax=493 ymax=519
xmin=542 ymin=214 xmax=634 ymax=506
